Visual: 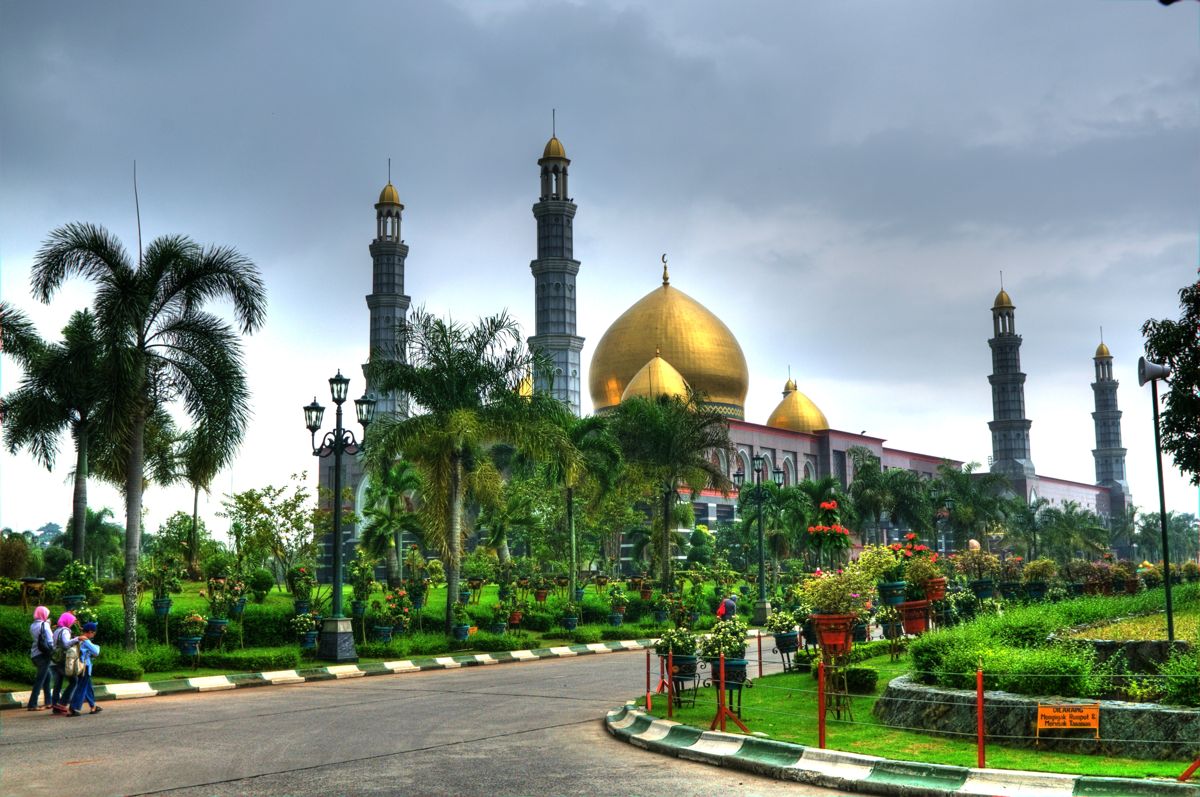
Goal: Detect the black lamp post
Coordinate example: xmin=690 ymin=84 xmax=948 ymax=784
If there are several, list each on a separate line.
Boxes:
xmin=1138 ymin=356 xmax=1175 ymax=641
xmin=734 ymin=454 xmax=784 ymax=625
xmin=303 ymin=370 xmax=376 ymax=662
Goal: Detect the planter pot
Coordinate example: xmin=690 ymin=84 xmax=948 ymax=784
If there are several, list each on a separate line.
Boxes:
xmin=373 ymin=625 xmax=394 ymax=643
xmin=293 ymin=599 xmax=311 ymax=615
xmin=670 ymin=654 xmax=699 ymax=677
xmin=1172 ymin=574 xmax=1183 ymax=585
xmin=517 ymin=578 xmax=531 ymax=589
xmin=1101 ymin=582 xmax=1114 ymax=596
xmin=62 ymin=594 xmax=85 ymax=611
xmin=152 ymin=597 xmax=173 ymax=618
xmin=628 ymin=577 xmax=643 ymax=590
xmin=999 ymin=581 xmax=1023 ymax=601
xmin=1082 ymin=581 xmax=1102 ymax=596
xmin=467 ymin=578 xmax=484 ymax=590
xmin=640 ymin=588 xmax=653 ymax=600
xmin=801 ymin=619 xmax=815 ymax=646
xmin=613 ymin=604 xmax=627 ymax=615
xmin=1125 ymin=579 xmax=1140 ymax=595
xmin=653 ymin=609 xmax=669 ymax=623
xmin=451 ymin=624 xmax=470 ymax=642
xmin=205 ymin=618 xmax=230 ymax=637
xmin=1024 ymin=581 xmax=1048 ymax=601
xmin=1068 ymin=582 xmax=1085 ymax=597
xmin=508 ymin=611 xmax=523 ymax=625
xmin=852 ymin=622 xmax=869 ymax=643
xmin=562 ymin=616 xmax=578 ymax=631
xmin=773 ymin=630 xmax=799 ymax=654
xmin=177 ymin=636 xmax=202 ymax=656
xmin=706 ymin=658 xmax=749 ymax=688
xmin=299 ymin=630 xmax=318 ymax=650
xmin=458 ymin=589 xmax=471 ymax=604
xmin=411 ymin=595 xmax=425 ymax=611
xmin=924 ymin=577 xmax=947 ymax=602
xmin=877 ymin=581 xmax=907 ymax=607
xmin=488 ymin=622 xmax=508 ymax=634
xmin=933 ymin=604 xmax=957 ymax=627
xmin=899 ymin=599 xmax=929 ymax=635
xmin=230 ymin=597 xmax=248 ymax=619
xmin=968 ymin=579 xmax=995 ymax=600
xmin=881 ymin=621 xmax=903 ymax=640
xmin=556 ymin=578 xmax=570 ymax=589
xmin=534 ymin=589 xmax=549 ymax=603
xmin=595 ymin=576 xmax=609 ymax=589
xmin=609 ymin=612 xmax=623 ymax=627
xmin=810 ymin=612 xmax=857 ymax=655
xmin=574 ymin=588 xmax=584 ymax=602
xmin=351 ymin=600 xmax=366 ymax=619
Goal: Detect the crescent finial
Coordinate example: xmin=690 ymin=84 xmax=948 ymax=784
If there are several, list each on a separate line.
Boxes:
xmin=661 ymin=253 xmax=669 ymax=285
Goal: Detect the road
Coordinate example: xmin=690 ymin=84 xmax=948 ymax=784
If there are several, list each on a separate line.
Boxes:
xmin=0 ymin=649 xmax=865 ymax=796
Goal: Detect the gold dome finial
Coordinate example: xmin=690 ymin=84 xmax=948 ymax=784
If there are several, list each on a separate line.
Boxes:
xmin=661 ymin=253 xmax=669 ymax=286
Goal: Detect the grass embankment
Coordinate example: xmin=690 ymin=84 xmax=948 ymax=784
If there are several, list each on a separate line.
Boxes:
xmin=1068 ymin=610 xmax=1199 ymax=641
xmin=639 ymin=652 xmax=1191 ymax=779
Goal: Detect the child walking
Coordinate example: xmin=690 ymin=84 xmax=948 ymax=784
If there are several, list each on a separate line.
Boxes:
xmin=68 ymin=621 xmax=101 ymax=716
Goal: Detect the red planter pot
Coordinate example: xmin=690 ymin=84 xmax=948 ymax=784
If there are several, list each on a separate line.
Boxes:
xmin=899 ymin=599 xmax=930 ymax=635
xmin=925 ymin=577 xmax=948 ymax=602
xmin=810 ymin=613 xmax=857 ymax=655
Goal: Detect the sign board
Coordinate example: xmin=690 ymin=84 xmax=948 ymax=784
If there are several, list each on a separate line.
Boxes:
xmin=1036 ymin=703 xmax=1100 ymax=743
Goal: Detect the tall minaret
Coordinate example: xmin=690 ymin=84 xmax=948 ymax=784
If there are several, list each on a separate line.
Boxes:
xmin=1091 ymin=338 xmax=1129 ymax=517
xmin=528 ymin=130 xmax=584 ymax=415
xmin=987 ymin=287 xmax=1036 ymax=479
xmin=364 ymin=178 xmax=411 ymax=417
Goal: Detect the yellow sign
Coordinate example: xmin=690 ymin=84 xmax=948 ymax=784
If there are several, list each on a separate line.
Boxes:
xmin=1036 ymin=703 xmax=1100 ymax=743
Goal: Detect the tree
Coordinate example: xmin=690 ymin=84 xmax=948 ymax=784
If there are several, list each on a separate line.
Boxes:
xmin=1039 ymin=501 xmax=1107 ymax=563
xmin=32 ymin=222 xmax=266 ymax=650
xmin=477 ymin=479 xmax=540 ymax=566
xmin=365 ymin=309 xmax=574 ymax=631
xmin=609 ymin=389 xmax=734 ymax=591
xmin=0 ymin=308 xmax=107 ymax=561
xmin=929 ymin=461 xmax=1010 ymax=551
xmin=144 ymin=509 xmax=214 ymax=570
xmin=220 ymin=475 xmax=321 ymax=584
xmin=1003 ymin=495 xmax=1050 ymax=560
xmin=63 ymin=507 xmax=125 ymax=578
xmin=848 ymin=447 xmax=888 ymax=545
xmin=1142 ymin=269 xmax=1200 ymax=485
xmin=178 ymin=425 xmax=239 ymax=579
xmin=358 ymin=460 xmax=424 ymax=587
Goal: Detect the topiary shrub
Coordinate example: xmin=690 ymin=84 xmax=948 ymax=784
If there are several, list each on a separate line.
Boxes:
xmin=92 ymin=649 xmax=145 ymax=681
xmin=0 ymin=650 xmax=36 ymax=682
xmin=248 ymin=567 xmax=275 ymax=602
xmin=846 ymin=666 xmax=879 ymax=693
xmin=570 ymin=627 xmax=602 ymax=645
xmin=137 ymin=644 xmax=181 ymax=674
xmin=202 ymin=647 xmax=300 ymax=671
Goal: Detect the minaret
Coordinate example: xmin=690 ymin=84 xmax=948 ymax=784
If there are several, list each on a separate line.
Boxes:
xmin=528 ymin=130 xmax=584 ymax=415
xmin=364 ymin=178 xmax=411 ymax=417
xmin=1091 ymin=338 xmax=1130 ymax=516
xmin=987 ymin=287 xmax=1036 ymax=479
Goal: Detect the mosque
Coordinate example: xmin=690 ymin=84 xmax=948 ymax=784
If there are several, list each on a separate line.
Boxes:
xmin=318 ymin=132 xmax=1129 ymax=574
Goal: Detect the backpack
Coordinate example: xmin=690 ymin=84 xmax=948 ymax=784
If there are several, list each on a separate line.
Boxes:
xmin=716 ymin=600 xmax=726 ymax=618
xmin=51 ymin=629 xmax=67 ymax=666
xmin=63 ymin=644 xmax=84 ymax=677
xmin=35 ymin=623 xmax=52 ymax=656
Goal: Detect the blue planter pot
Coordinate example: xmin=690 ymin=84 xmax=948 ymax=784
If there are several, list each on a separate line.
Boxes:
xmin=452 ymin=624 xmax=470 ymax=642
xmin=293 ymin=599 xmax=311 ymax=615
xmin=1024 ymin=581 xmax=1048 ymax=601
xmin=877 ymin=581 xmax=907 ymax=607
xmin=562 ymin=616 xmax=578 ymax=631
xmin=773 ymin=630 xmax=799 ymax=654
xmin=299 ymin=630 xmax=318 ymax=650
xmin=62 ymin=594 xmax=85 ymax=611
xmin=351 ymin=600 xmax=366 ymax=619
xmin=574 ymin=588 xmax=585 ymax=602
xmin=230 ymin=596 xmax=248 ymax=619
xmin=653 ymin=610 xmax=668 ymax=623
xmin=609 ymin=613 xmax=623 ymax=627
xmin=412 ymin=595 xmax=425 ymax=610
xmin=706 ymin=658 xmax=749 ymax=688
xmin=882 ymin=621 xmax=904 ymax=640
xmin=853 ymin=622 xmax=869 ymax=643
xmin=205 ymin=618 xmax=230 ymax=637
xmin=488 ymin=622 xmax=508 ymax=634
xmin=373 ymin=625 xmax=394 ymax=643
xmin=152 ymin=598 xmax=173 ymax=618
xmin=458 ymin=589 xmax=471 ymax=605
xmin=177 ymin=636 xmax=202 ymax=656
xmin=969 ymin=579 xmax=996 ymax=600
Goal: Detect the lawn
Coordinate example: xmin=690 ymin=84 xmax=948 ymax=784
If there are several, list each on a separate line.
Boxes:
xmin=639 ymin=651 xmax=1194 ymax=780
xmin=1067 ymin=609 xmax=1199 ymax=641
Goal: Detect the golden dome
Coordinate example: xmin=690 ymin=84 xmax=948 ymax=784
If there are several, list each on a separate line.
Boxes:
xmin=766 ymin=380 xmax=828 ymax=434
xmin=620 ymin=353 xmax=689 ymax=403
xmin=589 ymin=280 xmax=749 ymax=418
xmin=378 ymin=182 xmax=402 ymax=206
xmin=992 ymin=289 xmax=1014 ymax=310
xmin=517 ymin=371 xmax=534 ymax=399
xmin=1095 ymin=341 xmax=1112 ymax=358
xmin=541 ymin=136 xmax=567 ymax=161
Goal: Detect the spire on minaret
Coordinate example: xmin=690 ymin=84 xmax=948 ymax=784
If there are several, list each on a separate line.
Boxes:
xmin=366 ymin=169 xmax=411 ymax=418
xmin=987 ymin=284 xmax=1035 ymax=481
xmin=529 ymin=123 xmax=584 ymax=415
xmin=1092 ymin=334 xmax=1129 ymax=519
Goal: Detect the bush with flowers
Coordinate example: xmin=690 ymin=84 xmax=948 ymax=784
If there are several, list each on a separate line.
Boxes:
xmin=698 ymin=616 xmax=749 ymax=660
xmin=807 ymin=499 xmax=854 ymax=567
xmin=954 ymin=549 xmax=1000 ymax=582
xmin=1000 ymin=555 xmax=1025 ymax=582
xmin=797 ymin=561 xmax=875 ymax=616
xmin=348 ymin=550 xmax=378 ymax=603
xmin=856 ymin=544 xmax=904 ymax=584
xmin=763 ymin=610 xmax=798 ymax=636
xmin=289 ymin=564 xmax=317 ymax=602
xmin=202 ymin=576 xmax=245 ymax=619
xmin=178 ymin=613 xmax=208 ymax=638
xmin=374 ymin=588 xmax=414 ymax=632
xmin=290 ymin=612 xmax=320 ymax=635
xmin=654 ymin=626 xmax=698 ymax=657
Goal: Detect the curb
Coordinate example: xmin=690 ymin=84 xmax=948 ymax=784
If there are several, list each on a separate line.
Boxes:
xmin=0 ymin=639 xmax=656 ymax=711
xmin=604 ymin=704 xmax=1200 ymax=797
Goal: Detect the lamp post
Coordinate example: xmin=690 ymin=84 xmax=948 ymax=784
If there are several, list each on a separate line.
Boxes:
xmin=734 ymin=454 xmax=784 ymax=625
xmin=303 ymin=370 xmax=376 ymax=662
xmin=1138 ymin=356 xmax=1175 ymax=641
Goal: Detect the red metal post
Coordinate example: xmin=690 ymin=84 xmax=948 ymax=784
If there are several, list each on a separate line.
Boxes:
xmin=976 ymin=667 xmax=985 ymax=769
xmin=817 ymin=658 xmax=826 ymax=749
xmin=1180 ymin=759 xmax=1200 ymax=782
xmin=667 ymin=650 xmax=674 ymax=720
xmin=757 ymin=633 xmax=763 ymax=677
xmin=718 ymin=653 xmax=727 ymax=732
xmin=646 ymin=649 xmax=652 ymax=712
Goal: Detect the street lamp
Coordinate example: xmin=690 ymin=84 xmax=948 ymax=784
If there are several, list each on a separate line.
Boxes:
xmin=1138 ymin=356 xmax=1175 ymax=641
xmin=734 ymin=454 xmax=784 ymax=625
xmin=303 ymin=370 xmax=376 ymax=662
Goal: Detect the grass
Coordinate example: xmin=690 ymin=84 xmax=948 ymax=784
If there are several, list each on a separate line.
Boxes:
xmin=1067 ymin=609 xmax=1199 ymax=641
xmin=639 ymin=652 xmax=1194 ymax=779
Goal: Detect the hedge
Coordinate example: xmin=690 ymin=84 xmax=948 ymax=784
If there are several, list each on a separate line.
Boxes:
xmin=200 ymin=647 xmax=300 ymax=671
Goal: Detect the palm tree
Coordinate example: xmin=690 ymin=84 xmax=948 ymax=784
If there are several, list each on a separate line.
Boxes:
xmin=884 ymin=468 xmax=932 ymax=540
xmin=0 ymin=308 xmax=107 ymax=561
xmin=178 ymin=428 xmax=234 ymax=578
xmin=1040 ymin=501 xmax=1107 ymax=563
xmin=63 ymin=507 xmax=125 ymax=578
xmin=477 ymin=484 xmax=539 ymax=565
xmin=1002 ymin=495 xmax=1049 ymax=560
xmin=609 ymin=389 xmax=734 ymax=591
xmin=848 ymin=447 xmax=888 ymax=545
xmin=929 ymin=461 xmax=1010 ymax=552
xmin=358 ymin=460 xmax=424 ymax=587
xmin=32 ymin=222 xmax=265 ymax=650
xmin=365 ymin=309 xmax=574 ymax=631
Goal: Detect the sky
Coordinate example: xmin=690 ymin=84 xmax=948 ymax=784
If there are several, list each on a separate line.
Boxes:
xmin=1 ymin=1 xmax=1198 ymax=541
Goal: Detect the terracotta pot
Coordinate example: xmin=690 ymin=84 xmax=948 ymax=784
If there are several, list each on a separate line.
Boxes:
xmin=899 ymin=599 xmax=930 ymax=635
xmin=810 ymin=613 xmax=856 ymax=655
xmin=924 ymin=577 xmax=948 ymax=602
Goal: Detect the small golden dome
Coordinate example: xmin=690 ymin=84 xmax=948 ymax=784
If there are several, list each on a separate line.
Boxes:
xmin=992 ymin=289 xmax=1014 ymax=310
xmin=542 ymin=136 xmax=567 ymax=160
xmin=783 ymin=377 xmax=797 ymax=394
xmin=378 ymin=182 xmax=402 ymax=206
xmin=1095 ymin=341 xmax=1112 ymax=358
xmin=766 ymin=385 xmax=829 ymax=434
xmin=589 ymin=279 xmax=749 ymax=418
xmin=517 ymin=372 xmax=534 ymax=399
xmin=620 ymin=354 xmax=689 ymax=403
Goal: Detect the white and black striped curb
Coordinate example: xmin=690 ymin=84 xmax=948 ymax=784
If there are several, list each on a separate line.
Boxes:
xmin=0 ymin=639 xmax=657 ymax=710
xmin=604 ymin=704 xmax=1200 ymax=797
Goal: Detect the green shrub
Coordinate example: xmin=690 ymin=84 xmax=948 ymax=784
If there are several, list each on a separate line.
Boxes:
xmin=0 ymin=535 xmax=30 ymax=578
xmin=0 ymin=577 xmax=20 ymax=605
xmin=570 ymin=627 xmax=602 ymax=644
xmin=406 ymin=632 xmax=452 ymax=657
xmin=1158 ymin=647 xmax=1200 ymax=707
xmin=248 ymin=568 xmax=275 ymax=602
xmin=201 ymin=550 xmax=236 ymax=580
xmin=202 ymin=647 xmax=300 ymax=671
xmin=846 ymin=666 xmax=879 ymax=693
xmin=137 ymin=644 xmax=180 ymax=674
xmin=0 ymin=651 xmax=35 ymax=682
xmin=42 ymin=547 xmax=71 ymax=579
xmin=100 ymin=578 xmax=124 ymax=595
xmin=467 ymin=631 xmax=523 ymax=652
xmin=92 ymin=649 xmax=145 ymax=680
xmin=357 ymin=641 xmax=407 ymax=660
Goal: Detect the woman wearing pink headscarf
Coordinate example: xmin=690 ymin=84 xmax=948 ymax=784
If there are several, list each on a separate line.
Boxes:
xmin=49 ymin=611 xmax=80 ymax=714
xmin=26 ymin=606 xmax=54 ymax=710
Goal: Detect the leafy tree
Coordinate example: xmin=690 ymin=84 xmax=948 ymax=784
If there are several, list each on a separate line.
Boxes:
xmin=32 ymin=222 xmax=265 ymax=650
xmin=365 ymin=309 xmax=574 ymax=631
xmin=929 ymin=461 xmax=1010 ymax=551
xmin=63 ymin=506 xmax=125 ymax=578
xmin=144 ymin=509 xmax=215 ymax=570
xmin=220 ymin=474 xmax=321 ymax=583
xmin=609 ymin=389 xmax=734 ymax=590
xmin=1135 ymin=511 xmax=1199 ymax=564
xmin=0 ymin=308 xmax=107 ymax=560
xmin=1002 ymin=495 xmax=1050 ymax=560
xmin=477 ymin=476 xmax=541 ymax=565
xmin=1142 ymin=270 xmax=1200 ymax=485
xmin=358 ymin=460 xmax=424 ymax=587
xmin=1039 ymin=501 xmax=1107 ymax=563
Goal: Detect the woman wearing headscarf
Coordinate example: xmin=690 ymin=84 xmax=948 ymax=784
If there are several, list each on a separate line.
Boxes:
xmin=26 ymin=606 xmax=54 ymax=710
xmin=68 ymin=621 xmax=100 ymax=716
xmin=49 ymin=611 xmax=80 ymax=714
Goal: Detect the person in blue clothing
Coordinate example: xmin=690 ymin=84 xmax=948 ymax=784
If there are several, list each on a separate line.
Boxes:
xmin=68 ymin=621 xmax=101 ymax=716
xmin=26 ymin=606 xmax=54 ymax=710
xmin=718 ymin=592 xmax=738 ymax=619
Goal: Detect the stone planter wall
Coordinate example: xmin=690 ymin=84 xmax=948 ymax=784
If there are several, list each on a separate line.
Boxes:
xmin=874 ymin=674 xmax=1200 ymax=760
xmin=1052 ymin=635 xmax=1192 ymax=675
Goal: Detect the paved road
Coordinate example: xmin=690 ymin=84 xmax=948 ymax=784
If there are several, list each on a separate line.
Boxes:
xmin=1 ymin=649 xmax=865 ymax=797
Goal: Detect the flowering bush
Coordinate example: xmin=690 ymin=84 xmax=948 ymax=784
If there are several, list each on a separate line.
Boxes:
xmin=202 ymin=577 xmax=244 ymax=619
xmin=857 ymin=544 xmax=904 ymax=583
xmin=954 ymin=549 xmax=1000 ymax=581
xmin=140 ymin=555 xmax=183 ymax=599
xmin=607 ymin=585 xmax=628 ymax=610
xmin=291 ymin=612 xmax=320 ymax=635
xmin=904 ymin=555 xmax=941 ymax=599
xmin=1022 ymin=558 xmax=1058 ymax=583
xmin=698 ymin=617 xmax=749 ymax=660
xmin=1000 ymin=556 xmax=1024 ymax=581
xmin=178 ymin=613 xmax=207 ymax=637
xmin=763 ymin=610 xmax=797 ymax=635
xmin=289 ymin=565 xmax=317 ymax=601
xmin=798 ymin=562 xmax=874 ymax=615
xmin=654 ymin=626 xmax=698 ymax=657
xmin=374 ymin=589 xmax=414 ymax=631
xmin=451 ymin=602 xmax=470 ymax=626
xmin=75 ymin=606 xmax=99 ymax=626
xmin=59 ymin=560 xmax=94 ymax=597
xmin=807 ymin=500 xmax=854 ymax=565
xmin=348 ymin=551 xmax=378 ymax=602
